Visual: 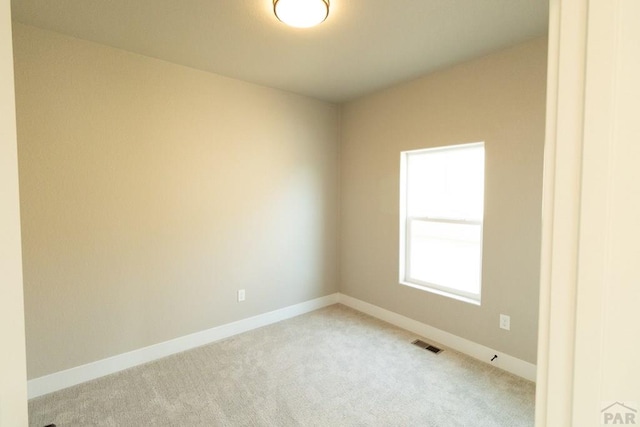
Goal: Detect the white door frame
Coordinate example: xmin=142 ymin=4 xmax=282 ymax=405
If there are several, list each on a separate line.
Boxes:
xmin=536 ymin=0 xmax=640 ymax=425
xmin=0 ymin=0 xmax=29 ymax=425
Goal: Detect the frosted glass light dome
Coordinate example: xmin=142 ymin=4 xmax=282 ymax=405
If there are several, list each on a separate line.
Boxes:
xmin=274 ymin=0 xmax=329 ymax=28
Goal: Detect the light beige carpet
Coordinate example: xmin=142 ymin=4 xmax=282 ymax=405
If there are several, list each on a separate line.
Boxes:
xmin=29 ymin=304 xmax=535 ymax=426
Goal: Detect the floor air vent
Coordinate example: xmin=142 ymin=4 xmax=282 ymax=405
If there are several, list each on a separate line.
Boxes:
xmin=412 ymin=339 xmax=443 ymax=354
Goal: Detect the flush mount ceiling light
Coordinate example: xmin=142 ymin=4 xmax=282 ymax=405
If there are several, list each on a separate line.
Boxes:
xmin=273 ymin=0 xmax=329 ymax=28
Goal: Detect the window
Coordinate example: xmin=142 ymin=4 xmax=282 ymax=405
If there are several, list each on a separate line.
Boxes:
xmin=399 ymin=142 xmax=485 ymax=304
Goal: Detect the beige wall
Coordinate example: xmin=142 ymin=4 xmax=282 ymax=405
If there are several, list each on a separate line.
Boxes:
xmin=340 ymin=38 xmax=547 ymax=363
xmin=13 ymin=24 xmax=340 ymax=379
xmin=0 ymin=2 xmax=28 ymax=425
xmin=13 ymin=22 xmax=544 ymax=381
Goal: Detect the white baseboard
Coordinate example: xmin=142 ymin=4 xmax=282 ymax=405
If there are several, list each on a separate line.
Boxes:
xmin=28 ymin=293 xmax=339 ymax=399
xmin=337 ymin=293 xmax=537 ymax=382
xmin=28 ymin=292 xmax=535 ymax=398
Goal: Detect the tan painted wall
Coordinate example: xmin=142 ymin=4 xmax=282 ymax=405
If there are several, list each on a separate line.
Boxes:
xmin=340 ymin=38 xmax=547 ymax=363
xmin=13 ymin=24 xmax=340 ymax=379
xmin=0 ymin=2 xmax=28 ymax=425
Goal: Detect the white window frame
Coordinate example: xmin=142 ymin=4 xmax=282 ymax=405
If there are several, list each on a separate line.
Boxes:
xmin=399 ymin=142 xmax=485 ymax=305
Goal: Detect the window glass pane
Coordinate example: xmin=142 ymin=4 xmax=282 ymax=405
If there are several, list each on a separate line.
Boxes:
xmin=407 ymin=146 xmax=484 ymax=220
xmin=408 ymin=219 xmax=481 ymax=295
xmin=400 ymin=142 xmax=485 ymax=303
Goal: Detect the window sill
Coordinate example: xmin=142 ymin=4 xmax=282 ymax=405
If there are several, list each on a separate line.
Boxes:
xmin=399 ymin=280 xmax=481 ymax=306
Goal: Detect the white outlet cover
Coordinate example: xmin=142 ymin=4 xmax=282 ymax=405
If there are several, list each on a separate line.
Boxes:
xmin=238 ymin=289 xmax=246 ymax=302
xmin=500 ymin=314 xmax=510 ymax=330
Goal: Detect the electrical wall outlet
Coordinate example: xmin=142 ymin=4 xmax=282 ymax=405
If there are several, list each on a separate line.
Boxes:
xmin=237 ymin=289 xmax=245 ymax=302
xmin=500 ymin=314 xmax=510 ymax=330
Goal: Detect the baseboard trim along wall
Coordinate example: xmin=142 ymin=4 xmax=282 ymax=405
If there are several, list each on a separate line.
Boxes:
xmin=27 ymin=293 xmax=340 ymax=399
xmin=28 ymin=291 xmax=535 ymax=398
xmin=337 ymin=293 xmax=537 ymax=382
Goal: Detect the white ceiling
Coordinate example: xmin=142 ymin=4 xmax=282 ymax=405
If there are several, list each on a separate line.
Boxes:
xmin=11 ymin=0 xmax=549 ymax=103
